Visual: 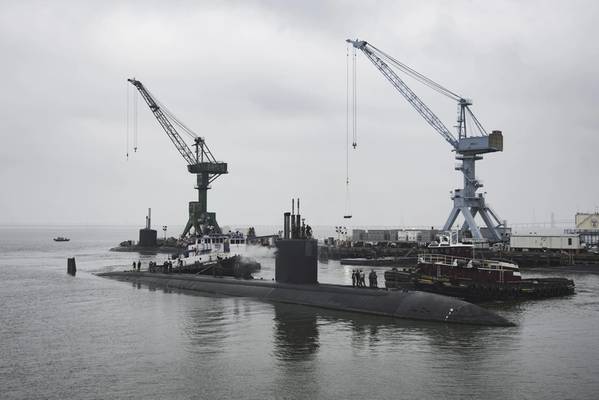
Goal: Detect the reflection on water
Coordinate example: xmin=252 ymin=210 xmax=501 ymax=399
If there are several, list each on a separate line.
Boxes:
xmin=272 ymin=303 xmax=320 ymax=361
xmin=185 ymin=305 xmax=229 ymax=353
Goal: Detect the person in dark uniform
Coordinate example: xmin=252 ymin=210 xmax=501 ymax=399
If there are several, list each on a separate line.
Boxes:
xmin=372 ymin=270 xmax=378 ymax=288
xmin=360 ymin=270 xmax=366 ymax=287
xmin=306 ymin=225 xmax=312 ymax=239
xmin=352 ymin=270 xmax=356 ymax=287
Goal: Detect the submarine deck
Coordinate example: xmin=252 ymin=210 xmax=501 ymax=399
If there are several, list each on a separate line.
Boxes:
xmin=97 ymin=271 xmax=513 ymax=327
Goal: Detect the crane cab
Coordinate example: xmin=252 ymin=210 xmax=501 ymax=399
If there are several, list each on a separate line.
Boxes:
xmin=188 ymin=162 xmax=228 ymax=174
xmin=456 ymin=131 xmax=503 ymax=154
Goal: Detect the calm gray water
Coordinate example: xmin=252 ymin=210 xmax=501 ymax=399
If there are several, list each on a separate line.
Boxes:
xmin=1 ymin=226 xmax=598 ymax=399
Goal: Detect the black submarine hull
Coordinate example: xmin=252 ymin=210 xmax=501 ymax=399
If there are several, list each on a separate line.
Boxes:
xmin=97 ymin=272 xmax=513 ymax=327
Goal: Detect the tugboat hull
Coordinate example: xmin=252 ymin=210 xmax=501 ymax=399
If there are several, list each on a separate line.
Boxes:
xmin=151 ymin=255 xmax=261 ymax=279
xmin=413 ymin=277 xmax=575 ymax=303
xmin=385 ymin=268 xmax=575 ymax=302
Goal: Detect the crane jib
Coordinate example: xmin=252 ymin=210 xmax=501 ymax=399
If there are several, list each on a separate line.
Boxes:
xmin=126 ymin=78 xmax=229 ymax=173
xmin=358 ymin=45 xmax=459 ymax=148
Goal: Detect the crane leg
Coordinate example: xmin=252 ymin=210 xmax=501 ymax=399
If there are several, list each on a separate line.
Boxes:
xmin=460 ymin=208 xmax=478 ymax=234
xmin=460 ymin=207 xmax=483 ymax=240
xmin=479 ymin=208 xmax=502 ymax=242
xmin=442 ymin=206 xmax=461 ymax=231
xmin=182 ymin=219 xmax=194 ymax=238
xmin=487 ymin=206 xmax=504 ymax=226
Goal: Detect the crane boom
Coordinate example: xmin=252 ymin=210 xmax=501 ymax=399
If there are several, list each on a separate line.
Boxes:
xmin=347 ymin=39 xmax=459 ymax=148
xmin=128 ymin=78 xmax=196 ymax=165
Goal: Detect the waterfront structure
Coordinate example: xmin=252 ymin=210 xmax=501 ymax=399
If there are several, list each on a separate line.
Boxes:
xmin=510 ymin=234 xmax=582 ymax=251
xmin=352 ymin=229 xmax=398 ymax=242
xmin=351 ymin=228 xmax=437 ymax=244
xmin=566 ymin=213 xmax=599 ymax=246
xmin=575 ymin=213 xmax=599 ymax=229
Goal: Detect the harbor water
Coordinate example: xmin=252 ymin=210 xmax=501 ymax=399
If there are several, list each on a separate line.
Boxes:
xmin=1 ymin=226 xmax=599 ymax=399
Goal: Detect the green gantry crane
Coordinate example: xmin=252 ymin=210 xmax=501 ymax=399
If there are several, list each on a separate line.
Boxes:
xmin=128 ymin=78 xmax=228 ymax=238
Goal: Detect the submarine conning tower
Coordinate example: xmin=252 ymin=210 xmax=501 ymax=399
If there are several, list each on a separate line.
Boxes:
xmin=139 ymin=208 xmax=157 ymax=247
xmin=275 ymin=198 xmax=318 ymax=285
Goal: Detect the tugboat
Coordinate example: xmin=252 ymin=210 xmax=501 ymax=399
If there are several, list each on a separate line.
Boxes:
xmin=385 ymin=232 xmax=575 ymax=302
xmin=53 ymin=237 xmax=70 ymax=242
xmin=149 ymin=233 xmax=260 ymax=278
xmin=411 ymin=253 xmax=574 ymax=302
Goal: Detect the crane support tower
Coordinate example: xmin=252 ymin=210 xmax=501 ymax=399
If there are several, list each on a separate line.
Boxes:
xmin=348 ymin=39 xmax=505 ymax=242
xmin=127 ymin=78 xmax=228 ymax=238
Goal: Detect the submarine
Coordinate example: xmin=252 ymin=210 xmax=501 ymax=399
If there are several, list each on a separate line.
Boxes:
xmin=98 ymin=202 xmax=513 ymax=327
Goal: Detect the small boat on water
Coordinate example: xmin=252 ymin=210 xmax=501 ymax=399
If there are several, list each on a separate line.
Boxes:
xmin=53 ymin=237 xmax=70 ymax=242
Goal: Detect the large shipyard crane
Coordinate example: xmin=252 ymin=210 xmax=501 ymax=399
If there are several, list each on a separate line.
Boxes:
xmin=347 ymin=39 xmax=505 ymax=242
xmin=128 ymin=78 xmax=228 ymax=238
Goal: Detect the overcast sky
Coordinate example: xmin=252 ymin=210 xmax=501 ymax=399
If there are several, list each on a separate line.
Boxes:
xmin=1 ymin=0 xmax=598 ymax=230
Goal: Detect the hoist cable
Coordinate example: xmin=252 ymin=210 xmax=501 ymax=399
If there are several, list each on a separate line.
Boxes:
xmin=146 ymin=87 xmax=198 ymax=141
xmin=346 ymin=44 xmax=350 ymax=185
xmin=133 ymin=89 xmax=138 ymax=152
xmin=366 ymin=42 xmax=489 ymax=138
xmin=368 ymin=43 xmax=461 ymax=100
xmin=145 ymin=87 xmax=223 ymax=164
xmin=125 ymin=80 xmax=130 ymax=159
xmin=345 ymin=45 xmax=353 ymax=219
xmin=466 ymin=107 xmax=487 ymax=135
xmin=352 ymin=47 xmax=357 ymax=148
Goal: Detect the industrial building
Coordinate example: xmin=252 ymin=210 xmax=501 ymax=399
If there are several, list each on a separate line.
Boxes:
xmin=564 ymin=212 xmax=599 ymax=246
xmin=351 ymin=228 xmax=437 ymax=244
xmin=575 ymin=213 xmax=599 ymax=229
xmin=396 ymin=229 xmax=438 ymax=244
xmin=352 ymin=229 xmax=398 ymax=242
xmin=510 ymin=234 xmax=582 ymax=251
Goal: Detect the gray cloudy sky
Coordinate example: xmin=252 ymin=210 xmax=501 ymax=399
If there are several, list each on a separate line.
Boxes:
xmin=1 ymin=0 xmax=598 ymax=229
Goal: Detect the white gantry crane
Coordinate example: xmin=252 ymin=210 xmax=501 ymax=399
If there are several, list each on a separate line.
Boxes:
xmin=347 ymin=38 xmax=505 ymax=242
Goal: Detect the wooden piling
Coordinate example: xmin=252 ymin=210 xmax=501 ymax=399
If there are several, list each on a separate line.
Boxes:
xmin=67 ymin=257 xmax=76 ymax=276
